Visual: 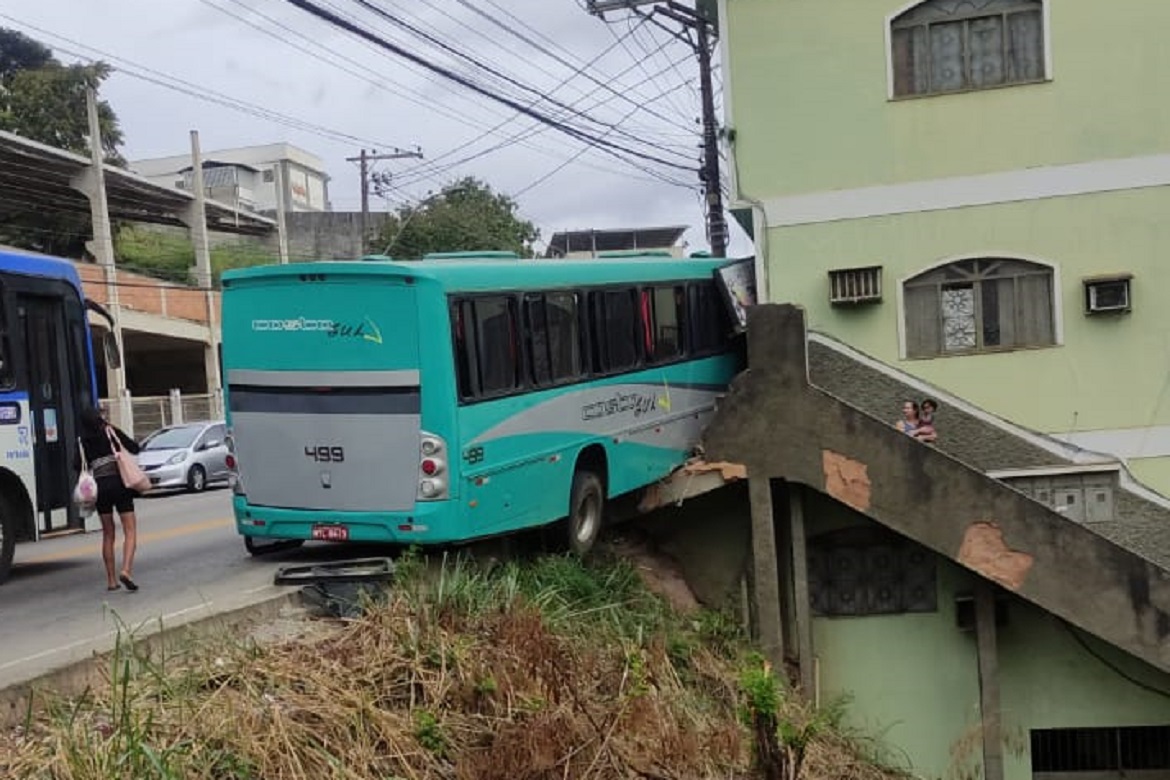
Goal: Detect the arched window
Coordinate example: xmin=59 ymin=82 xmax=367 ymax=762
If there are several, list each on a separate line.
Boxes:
xmin=891 ymin=0 xmax=1046 ymax=98
xmin=903 ymin=258 xmax=1055 ymax=357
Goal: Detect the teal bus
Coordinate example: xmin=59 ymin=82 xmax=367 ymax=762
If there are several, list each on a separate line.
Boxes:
xmin=220 ymin=251 xmax=741 ymax=555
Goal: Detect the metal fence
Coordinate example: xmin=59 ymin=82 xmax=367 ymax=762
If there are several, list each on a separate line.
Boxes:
xmin=100 ymin=390 xmax=223 ymax=438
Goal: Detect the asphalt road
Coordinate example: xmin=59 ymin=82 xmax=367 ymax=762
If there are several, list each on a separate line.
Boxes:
xmin=0 ymin=487 xmax=375 ymax=689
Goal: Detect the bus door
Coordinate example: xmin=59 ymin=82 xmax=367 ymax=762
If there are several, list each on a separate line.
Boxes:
xmin=17 ymin=294 xmax=79 ymax=533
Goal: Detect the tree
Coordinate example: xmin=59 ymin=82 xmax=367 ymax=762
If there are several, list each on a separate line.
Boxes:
xmin=376 ymin=177 xmax=539 ymax=259
xmin=0 ymin=28 xmax=124 ymax=256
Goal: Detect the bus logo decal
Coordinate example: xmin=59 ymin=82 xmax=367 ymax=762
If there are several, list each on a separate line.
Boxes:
xmin=327 ymin=316 xmax=383 ymax=345
xmin=250 ymin=316 xmax=384 ymax=345
xmin=581 ymin=391 xmax=662 ymax=422
xmin=251 ymin=317 xmax=335 ymax=332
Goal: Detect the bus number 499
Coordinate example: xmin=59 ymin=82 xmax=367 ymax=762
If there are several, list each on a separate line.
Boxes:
xmin=305 ymin=446 xmax=345 ymax=463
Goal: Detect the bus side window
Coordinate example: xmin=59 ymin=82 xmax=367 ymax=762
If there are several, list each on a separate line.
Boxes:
xmin=688 ymin=282 xmax=724 ymax=355
xmin=545 ymin=291 xmax=582 ymax=382
xmin=451 ymin=299 xmax=478 ymax=399
xmin=524 ymin=294 xmax=552 ymax=387
xmin=473 ymin=296 xmax=520 ymax=395
xmin=596 ymin=289 xmax=639 ymax=373
xmin=649 ymin=286 xmax=684 ymax=363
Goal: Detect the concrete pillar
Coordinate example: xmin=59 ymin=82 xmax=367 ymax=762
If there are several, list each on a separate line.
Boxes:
xmin=975 ymin=580 xmax=1004 ymax=780
xmin=72 ymin=87 xmax=127 ymax=426
xmin=789 ymin=483 xmax=815 ymax=695
xmin=168 ymin=388 xmax=183 ymax=426
xmin=179 ymin=131 xmax=222 ymax=402
xmin=749 ymin=475 xmax=785 ymax=670
xmin=273 ymin=164 xmax=290 ymax=264
xmin=117 ymin=389 xmax=134 ymax=438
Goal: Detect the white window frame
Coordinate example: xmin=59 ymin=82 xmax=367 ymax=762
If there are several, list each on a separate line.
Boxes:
xmin=884 ymin=0 xmax=1054 ymax=101
xmin=895 ymin=252 xmax=1064 ymax=360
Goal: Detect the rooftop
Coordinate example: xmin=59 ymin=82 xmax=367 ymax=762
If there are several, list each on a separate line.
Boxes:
xmin=0 ymin=130 xmax=274 ymax=236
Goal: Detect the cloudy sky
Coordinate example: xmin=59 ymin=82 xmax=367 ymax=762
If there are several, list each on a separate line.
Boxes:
xmin=2 ymin=0 xmax=749 ymax=255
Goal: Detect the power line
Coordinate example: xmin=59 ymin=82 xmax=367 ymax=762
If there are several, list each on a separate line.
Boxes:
xmin=195 ymin=0 xmax=671 ymax=189
xmin=391 ymin=48 xmax=700 ymax=191
xmin=348 ymin=0 xmax=692 ymax=162
xmin=455 ymin=0 xmax=694 ymax=134
xmin=0 ymin=13 xmax=413 ymax=153
xmin=280 ymin=0 xmax=698 ymax=175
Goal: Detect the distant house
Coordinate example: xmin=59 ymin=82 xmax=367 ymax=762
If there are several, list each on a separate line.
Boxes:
xmin=544 ymin=225 xmax=688 ymax=259
xmin=132 ymin=142 xmax=331 ymax=214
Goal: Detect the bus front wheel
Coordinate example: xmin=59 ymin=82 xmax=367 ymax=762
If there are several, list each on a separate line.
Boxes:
xmin=0 ymin=493 xmax=15 ymax=585
xmin=568 ymin=470 xmax=604 ymax=557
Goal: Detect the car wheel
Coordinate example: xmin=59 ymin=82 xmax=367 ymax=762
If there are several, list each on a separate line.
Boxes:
xmin=187 ymin=465 xmax=207 ymax=493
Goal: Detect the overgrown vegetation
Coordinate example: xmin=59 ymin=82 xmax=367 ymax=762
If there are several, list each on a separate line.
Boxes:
xmin=0 ymin=550 xmax=904 ymax=779
xmin=115 ymin=226 xmax=275 ymax=287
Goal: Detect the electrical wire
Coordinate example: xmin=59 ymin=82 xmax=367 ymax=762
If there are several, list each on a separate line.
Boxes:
xmin=1063 ymin=621 xmax=1170 ymax=700
xmin=280 ymin=0 xmax=697 ymax=175
xmin=0 ymin=13 xmax=412 ymax=153
xmin=347 ymin=0 xmax=693 ymax=163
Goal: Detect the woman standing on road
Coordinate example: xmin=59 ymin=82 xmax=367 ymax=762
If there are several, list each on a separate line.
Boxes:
xmin=78 ymin=406 xmax=142 ymax=592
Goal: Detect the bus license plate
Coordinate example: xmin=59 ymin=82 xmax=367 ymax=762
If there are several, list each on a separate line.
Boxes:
xmin=311 ymin=525 xmax=349 ymax=542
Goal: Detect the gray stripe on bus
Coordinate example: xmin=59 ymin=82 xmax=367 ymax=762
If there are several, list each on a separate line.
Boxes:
xmin=229 ymin=389 xmax=421 ymax=415
xmin=227 ymin=369 xmax=421 ymax=387
xmin=466 ymin=383 xmax=724 ymax=446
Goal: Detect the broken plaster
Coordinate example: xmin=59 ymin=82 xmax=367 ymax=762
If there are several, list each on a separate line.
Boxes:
xmin=958 ymin=521 xmax=1035 ymax=591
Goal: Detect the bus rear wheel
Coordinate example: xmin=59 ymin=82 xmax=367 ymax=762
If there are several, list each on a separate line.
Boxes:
xmin=0 ymin=493 xmax=16 ymax=585
xmin=568 ymin=470 xmax=604 ymax=557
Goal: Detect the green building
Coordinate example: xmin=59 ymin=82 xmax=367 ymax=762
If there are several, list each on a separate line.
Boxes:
xmin=711 ymin=1 xmax=1170 ymax=777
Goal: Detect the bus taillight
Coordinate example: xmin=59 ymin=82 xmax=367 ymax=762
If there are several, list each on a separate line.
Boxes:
xmin=418 ymin=433 xmax=449 ymax=501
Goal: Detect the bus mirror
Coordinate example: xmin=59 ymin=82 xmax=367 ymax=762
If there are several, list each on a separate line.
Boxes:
xmin=103 ymin=332 xmax=122 ymax=369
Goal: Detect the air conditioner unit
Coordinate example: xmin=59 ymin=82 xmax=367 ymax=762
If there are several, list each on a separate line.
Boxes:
xmin=829 ymin=266 xmax=883 ymax=305
xmin=1083 ymin=275 xmax=1132 ymax=314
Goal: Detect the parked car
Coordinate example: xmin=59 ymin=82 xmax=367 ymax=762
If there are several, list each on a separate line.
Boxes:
xmin=137 ymin=420 xmax=230 ymax=492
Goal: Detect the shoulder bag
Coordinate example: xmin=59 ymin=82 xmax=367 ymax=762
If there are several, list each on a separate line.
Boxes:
xmin=105 ymin=426 xmax=151 ymax=494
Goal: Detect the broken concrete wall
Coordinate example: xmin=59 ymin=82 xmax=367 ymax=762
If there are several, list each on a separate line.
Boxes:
xmin=704 ymin=304 xmax=1170 ymax=673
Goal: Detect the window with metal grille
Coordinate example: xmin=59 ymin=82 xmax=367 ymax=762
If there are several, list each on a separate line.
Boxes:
xmin=891 ymin=0 xmax=1046 ymax=98
xmin=829 ymin=266 xmax=883 ymax=305
xmin=808 ymin=527 xmax=937 ymax=617
xmin=1031 ymin=726 xmax=1170 ymax=776
xmin=903 ymin=258 xmax=1055 ymax=358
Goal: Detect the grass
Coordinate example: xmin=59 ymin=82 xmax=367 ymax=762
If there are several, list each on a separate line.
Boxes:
xmin=0 ymin=548 xmax=907 ymax=780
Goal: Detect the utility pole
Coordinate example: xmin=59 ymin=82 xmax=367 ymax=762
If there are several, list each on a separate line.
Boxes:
xmin=695 ymin=13 xmax=727 ymax=258
xmin=586 ymin=0 xmax=727 ymax=257
xmin=346 ymin=147 xmax=423 ymax=252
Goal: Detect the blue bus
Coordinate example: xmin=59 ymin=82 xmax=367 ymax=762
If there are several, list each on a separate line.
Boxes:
xmin=0 ymin=247 xmax=119 ymax=583
xmin=220 ymin=251 xmax=741 ymax=555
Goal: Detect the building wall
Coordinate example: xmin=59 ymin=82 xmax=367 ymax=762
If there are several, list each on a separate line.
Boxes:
xmin=725 ymin=0 xmax=1170 ymax=201
xmin=723 ymin=0 xmax=1170 ymax=493
xmin=761 ymin=187 xmax=1170 ymax=491
xmin=806 ymin=495 xmax=1170 ymax=780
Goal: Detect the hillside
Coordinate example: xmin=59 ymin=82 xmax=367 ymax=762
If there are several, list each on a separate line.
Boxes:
xmin=0 ymin=549 xmax=904 ymax=779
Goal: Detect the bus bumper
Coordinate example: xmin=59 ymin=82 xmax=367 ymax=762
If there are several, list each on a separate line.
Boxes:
xmin=232 ymin=496 xmax=457 ymax=545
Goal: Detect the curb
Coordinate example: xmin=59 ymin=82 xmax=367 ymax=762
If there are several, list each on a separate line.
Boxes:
xmin=1 ymin=588 xmax=303 ymax=730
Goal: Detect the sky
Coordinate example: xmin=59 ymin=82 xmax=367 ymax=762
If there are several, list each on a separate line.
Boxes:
xmin=0 ymin=0 xmax=751 ymax=256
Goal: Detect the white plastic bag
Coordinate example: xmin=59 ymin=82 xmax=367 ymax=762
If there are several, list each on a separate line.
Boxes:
xmin=74 ymin=437 xmax=98 ymax=513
